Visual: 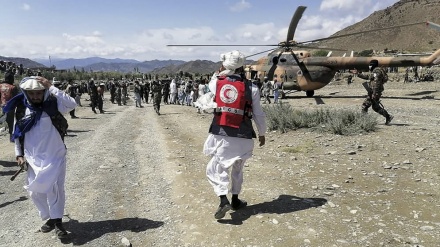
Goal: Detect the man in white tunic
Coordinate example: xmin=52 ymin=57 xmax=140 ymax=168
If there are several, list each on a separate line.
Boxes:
xmin=5 ymin=76 xmax=76 ymax=238
xmin=202 ymin=50 xmax=267 ymax=219
xmin=169 ymin=78 xmax=178 ymax=104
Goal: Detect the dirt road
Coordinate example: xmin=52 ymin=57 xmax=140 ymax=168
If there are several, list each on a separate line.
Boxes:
xmin=1 ymin=79 xmax=439 ymax=246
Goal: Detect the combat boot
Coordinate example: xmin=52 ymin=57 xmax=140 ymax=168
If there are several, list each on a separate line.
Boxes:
xmin=385 ymin=115 xmax=394 ymax=125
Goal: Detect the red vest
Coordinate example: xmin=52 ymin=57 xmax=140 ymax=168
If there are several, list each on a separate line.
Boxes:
xmin=214 ymin=76 xmax=251 ymax=128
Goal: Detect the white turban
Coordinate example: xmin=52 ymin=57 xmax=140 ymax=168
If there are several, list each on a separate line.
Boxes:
xmin=221 ymin=50 xmax=245 ymax=70
xmin=20 ymin=77 xmax=45 ymax=91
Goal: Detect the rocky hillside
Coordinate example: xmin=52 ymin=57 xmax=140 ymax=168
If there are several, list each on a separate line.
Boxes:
xmin=318 ymin=0 xmax=440 ymax=54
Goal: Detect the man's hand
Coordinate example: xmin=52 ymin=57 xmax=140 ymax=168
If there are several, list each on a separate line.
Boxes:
xmin=36 ymin=76 xmax=52 ymax=89
xmin=16 ymin=156 xmax=28 ymax=171
xmin=258 ymin=136 xmax=265 ymax=147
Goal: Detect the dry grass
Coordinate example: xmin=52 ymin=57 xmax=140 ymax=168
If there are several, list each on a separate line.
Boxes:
xmin=263 ymin=102 xmax=378 ymax=135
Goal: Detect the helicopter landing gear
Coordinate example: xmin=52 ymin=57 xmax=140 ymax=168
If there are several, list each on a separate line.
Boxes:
xmin=306 ymin=90 xmax=314 ymax=97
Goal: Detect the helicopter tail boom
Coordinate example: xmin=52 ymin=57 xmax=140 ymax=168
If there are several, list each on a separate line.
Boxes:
xmin=302 ymin=48 xmax=440 ymax=71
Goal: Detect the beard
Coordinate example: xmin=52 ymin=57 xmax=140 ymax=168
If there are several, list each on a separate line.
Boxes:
xmin=28 ymin=98 xmax=43 ymax=106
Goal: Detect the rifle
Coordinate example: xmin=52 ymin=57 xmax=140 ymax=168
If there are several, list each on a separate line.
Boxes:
xmin=362 ymin=81 xmax=385 ymax=109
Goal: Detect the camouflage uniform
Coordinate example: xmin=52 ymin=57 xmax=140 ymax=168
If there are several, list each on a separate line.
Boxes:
xmin=88 ymin=81 xmax=99 ymax=113
xmin=116 ymin=84 xmax=122 ymax=106
xmin=110 ymin=82 xmax=116 ymax=103
xmin=262 ymin=79 xmax=271 ymax=104
xmin=121 ymin=83 xmax=127 ymax=105
xmin=97 ymin=85 xmax=104 ymax=113
xmin=358 ymin=67 xmax=393 ymax=124
xmin=64 ymin=83 xmax=79 ymax=118
xmin=151 ymin=81 xmax=162 ymax=115
xmin=143 ymin=82 xmax=150 ymax=104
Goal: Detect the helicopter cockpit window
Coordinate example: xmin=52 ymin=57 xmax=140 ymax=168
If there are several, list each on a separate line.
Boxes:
xmin=279 ymin=54 xmax=297 ymax=64
xmin=268 ymin=54 xmax=297 ymax=65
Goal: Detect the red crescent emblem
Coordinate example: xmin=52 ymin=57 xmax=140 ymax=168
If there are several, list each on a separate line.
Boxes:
xmin=223 ymin=88 xmax=231 ymax=100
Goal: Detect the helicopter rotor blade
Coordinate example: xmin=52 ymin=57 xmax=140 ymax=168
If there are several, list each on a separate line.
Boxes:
xmin=167 ymin=44 xmax=278 ymax=47
xmin=266 ymin=51 xmax=284 ymax=80
xmin=295 ymin=45 xmax=347 ymax=51
xmin=290 ymin=50 xmax=312 ymax=82
xmin=286 ymin=6 xmax=307 ymax=43
xmin=245 ymin=48 xmax=279 ymax=58
xmin=297 ymin=21 xmax=427 ymax=44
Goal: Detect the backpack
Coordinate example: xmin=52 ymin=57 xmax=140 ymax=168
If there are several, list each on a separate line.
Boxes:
xmin=55 ymin=114 xmax=68 ymax=139
xmin=48 ymin=95 xmax=69 ymax=141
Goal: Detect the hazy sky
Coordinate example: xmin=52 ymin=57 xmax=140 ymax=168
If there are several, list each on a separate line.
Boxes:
xmin=0 ymin=0 xmax=399 ymax=62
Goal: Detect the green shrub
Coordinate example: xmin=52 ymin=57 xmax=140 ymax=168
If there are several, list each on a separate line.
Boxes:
xmin=263 ymin=103 xmax=377 ymax=135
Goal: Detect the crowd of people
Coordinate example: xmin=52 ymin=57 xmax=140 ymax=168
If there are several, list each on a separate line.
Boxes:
xmin=68 ymin=75 xmax=283 ymax=116
xmin=0 ymin=60 xmax=45 ymax=77
xmin=52 ymin=77 xmax=220 ymax=116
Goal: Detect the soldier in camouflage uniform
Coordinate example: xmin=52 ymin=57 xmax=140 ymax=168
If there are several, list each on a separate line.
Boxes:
xmin=121 ymin=82 xmax=127 ymax=105
xmin=357 ymin=60 xmax=393 ymax=125
xmin=151 ymin=80 xmax=162 ymax=115
xmin=143 ymin=82 xmax=150 ymax=104
xmin=116 ymin=82 xmax=122 ymax=106
xmin=88 ymin=79 xmax=99 ymax=114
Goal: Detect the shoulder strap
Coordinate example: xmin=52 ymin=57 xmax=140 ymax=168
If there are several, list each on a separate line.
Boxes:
xmin=47 ymin=95 xmax=69 ymax=141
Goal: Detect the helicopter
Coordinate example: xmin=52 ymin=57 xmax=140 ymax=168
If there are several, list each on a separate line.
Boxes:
xmin=168 ymin=6 xmax=440 ymax=97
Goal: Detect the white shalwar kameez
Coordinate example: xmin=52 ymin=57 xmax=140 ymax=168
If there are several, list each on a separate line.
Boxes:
xmin=203 ymin=71 xmax=267 ymax=196
xmin=15 ymin=86 xmax=77 ymax=220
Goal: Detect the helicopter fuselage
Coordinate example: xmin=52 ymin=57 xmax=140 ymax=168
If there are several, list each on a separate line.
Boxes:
xmin=246 ymin=51 xmax=336 ymax=92
xmin=246 ymin=48 xmax=440 ymax=96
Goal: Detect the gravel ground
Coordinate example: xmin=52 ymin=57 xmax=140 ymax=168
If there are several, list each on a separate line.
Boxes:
xmin=0 ymin=77 xmax=439 ymax=247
